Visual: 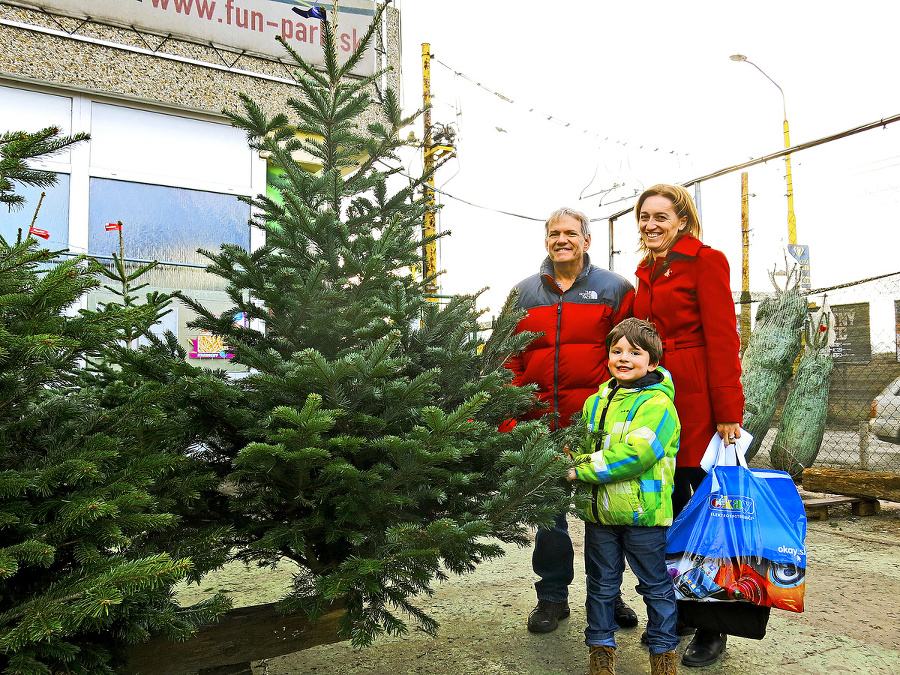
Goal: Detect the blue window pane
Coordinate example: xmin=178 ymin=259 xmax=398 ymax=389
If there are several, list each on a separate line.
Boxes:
xmin=0 ymin=177 xmax=70 ymax=248
xmin=86 ymin=179 xmax=252 ymax=372
xmin=88 ymin=178 xmax=250 ymax=265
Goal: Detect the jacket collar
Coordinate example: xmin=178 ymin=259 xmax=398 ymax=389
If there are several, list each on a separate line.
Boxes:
xmin=667 ymin=234 xmax=704 ymax=258
xmin=637 ymin=236 xmax=704 ymax=280
xmin=540 ymin=253 xmax=593 ymax=291
xmin=602 ymin=366 xmax=675 ymax=401
xmin=621 ymin=369 xmax=665 ymax=390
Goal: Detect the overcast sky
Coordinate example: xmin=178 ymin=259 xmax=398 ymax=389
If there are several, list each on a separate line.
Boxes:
xmin=393 ymin=1 xmax=900 ymax=318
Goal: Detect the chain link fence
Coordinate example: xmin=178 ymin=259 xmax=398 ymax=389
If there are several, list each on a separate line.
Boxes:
xmin=742 ymin=273 xmax=900 ymax=474
xmin=603 ymin=116 xmax=900 ymax=476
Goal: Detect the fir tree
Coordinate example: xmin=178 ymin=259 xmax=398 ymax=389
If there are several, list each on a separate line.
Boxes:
xmin=0 ymin=133 xmax=231 ymax=674
xmin=179 ymin=4 xmax=571 ymax=647
xmin=0 ymin=127 xmax=89 ymax=212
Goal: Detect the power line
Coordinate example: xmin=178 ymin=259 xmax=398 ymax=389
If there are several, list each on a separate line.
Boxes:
xmin=380 ymin=158 xmax=544 ymax=222
xmin=432 ymin=57 xmax=690 ymax=158
xmin=604 ymin=111 xmax=900 ymax=221
xmin=434 ymin=187 xmax=543 ymax=222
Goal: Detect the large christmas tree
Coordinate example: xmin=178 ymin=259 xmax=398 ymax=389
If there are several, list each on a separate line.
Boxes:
xmin=0 ymin=128 xmax=231 ymax=675
xmin=179 ymin=3 xmax=570 ymax=647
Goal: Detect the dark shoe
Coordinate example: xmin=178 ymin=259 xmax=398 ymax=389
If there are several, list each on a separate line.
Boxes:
xmin=614 ymin=596 xmax=638 ymax=628
xmin=681 ymin=630 xmax=727 ymax=667
xmin=527 ymin=599 xmax=570 ymax=633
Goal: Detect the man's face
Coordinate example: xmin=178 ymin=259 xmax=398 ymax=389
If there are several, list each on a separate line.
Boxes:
xmin=545 ymin=214 xmax=590 ymax=265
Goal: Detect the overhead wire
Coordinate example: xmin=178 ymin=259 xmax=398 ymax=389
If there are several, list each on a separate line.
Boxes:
xmin=427 ymin=56 xmax=700 ymax=214
xmin=407 ymin=57 xmax=698 ymax=222
xmin=431 ymin=56 xmax=691 ymax=158
xmin=378 ymin=158 xmax=544 ymax=221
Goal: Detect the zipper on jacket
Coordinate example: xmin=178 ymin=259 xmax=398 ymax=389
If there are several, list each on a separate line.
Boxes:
xmin=588 ymin=387 xmax=616 ymax=524
xmin=552 ymin=298 xmax=562 ymax=427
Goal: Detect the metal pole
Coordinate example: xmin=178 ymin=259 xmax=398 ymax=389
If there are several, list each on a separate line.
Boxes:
xmin=783 ymin=117 xmax=797 ymax=245
xmin=604 ymin=110 xmax=900 ymax=223
xmin=421 ymin=43 xmax=438 ymax=299
xmin=859 ymin=420 xmax=870 ymax=470
xmin=693 ymin=182 xmax=703 ymax=226
xmin=740 ymin=173 xmax=751 ymax=356
xmin=608 ymin=217 xmax=615 ymax=272
xmin=731 ymin=55 xmax=797 ymax=245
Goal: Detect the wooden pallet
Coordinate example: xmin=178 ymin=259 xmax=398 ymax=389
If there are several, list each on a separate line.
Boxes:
xmin=803 ymin=496 xmax=881 ymax=521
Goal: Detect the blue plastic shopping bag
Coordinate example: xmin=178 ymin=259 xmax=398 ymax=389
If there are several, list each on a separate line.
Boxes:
xmin=666 ymin=440 xmax=807 ymax=613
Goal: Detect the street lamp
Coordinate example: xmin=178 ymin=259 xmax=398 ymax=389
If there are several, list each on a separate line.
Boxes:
xmin=730 ymin=54 xmax=797 ymax=246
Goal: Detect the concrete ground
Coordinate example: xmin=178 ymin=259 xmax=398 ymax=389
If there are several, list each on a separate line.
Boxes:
xmin=256 ymin=500 xmax=900 ymax=675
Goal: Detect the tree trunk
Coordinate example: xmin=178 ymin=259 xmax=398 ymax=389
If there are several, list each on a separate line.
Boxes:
xmin=802 ymin=467 xmax=900 ymax=502
xmin=122 ymin=602 xmax=345 ymax=675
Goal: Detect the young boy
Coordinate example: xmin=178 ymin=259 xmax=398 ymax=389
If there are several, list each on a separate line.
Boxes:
xmin=567 ymin=318 xmax=680 ymax=675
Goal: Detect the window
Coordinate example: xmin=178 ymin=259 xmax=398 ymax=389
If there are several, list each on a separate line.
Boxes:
xmin=1 ymin=84 xmax=264 ymax=370
xmin=0 ymin=177 xmax=70 ymax=247
xmin=88 ymin=178 xmax=250 ymax=266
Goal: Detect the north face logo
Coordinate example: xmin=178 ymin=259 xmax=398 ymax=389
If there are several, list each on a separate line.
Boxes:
xmin=580 ymin=290 xmax=598 ymax=300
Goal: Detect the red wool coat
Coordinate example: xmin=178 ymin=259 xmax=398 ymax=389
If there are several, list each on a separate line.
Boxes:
xmin=633 ymin=235 xmax=744 ymax=467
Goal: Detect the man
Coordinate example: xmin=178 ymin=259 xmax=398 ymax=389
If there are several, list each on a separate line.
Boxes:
xmin=505 ymin=207 xmax=637 ymax=634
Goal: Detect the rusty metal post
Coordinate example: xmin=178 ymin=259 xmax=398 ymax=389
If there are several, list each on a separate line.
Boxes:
xmin=421 ymin=43 xmax=438 ymax=299
xmin=608 ymin=216 xmax=616 ymax=272
xmin=740 ymin=173 xmax=751 ymax=356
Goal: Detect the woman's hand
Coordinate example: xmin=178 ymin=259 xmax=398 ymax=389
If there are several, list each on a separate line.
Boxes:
xmin=717 ymin=423 xmax=741 ymax=446
xmin=567 ymin=468 xmax=577 ymax=482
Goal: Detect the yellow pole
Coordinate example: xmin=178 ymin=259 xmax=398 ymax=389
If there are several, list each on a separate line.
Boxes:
xmin=740 ymin=173 xmax=751 ymax=357
xmin=783 ymin=118 xmax=797 ymax=245
xmin=730 ymin=55 xmax=797 ymax=245
xmin=421 ymin=43 xmax=438 ymax=299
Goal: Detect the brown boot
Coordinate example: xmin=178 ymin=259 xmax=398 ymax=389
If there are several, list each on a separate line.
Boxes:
xmin=650 ymin=650 xmax=678 ymax=675
xmin=589 ymin=645 xmax=616 ymax=675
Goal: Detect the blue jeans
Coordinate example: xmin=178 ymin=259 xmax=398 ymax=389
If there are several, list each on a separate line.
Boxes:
xmin=532 ymin=512 xmax=574 ymax=603
xmin=584 ymin=523 xmax=679 ymax=654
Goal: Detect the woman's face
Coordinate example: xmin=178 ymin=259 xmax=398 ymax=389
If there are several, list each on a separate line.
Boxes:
xmin=639 ymin=194 xmax=688 ymax=258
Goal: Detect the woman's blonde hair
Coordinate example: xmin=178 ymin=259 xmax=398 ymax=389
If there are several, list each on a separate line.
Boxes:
xmin=634 ymin=184 xmax=701 ymax=258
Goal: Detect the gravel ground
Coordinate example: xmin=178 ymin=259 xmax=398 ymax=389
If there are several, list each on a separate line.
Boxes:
xmin=177 ymin=497 xmax=900 ymax=675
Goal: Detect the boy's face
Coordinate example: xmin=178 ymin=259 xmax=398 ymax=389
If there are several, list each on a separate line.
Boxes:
xmin=608 ymin=336 xmax=657 ymax=385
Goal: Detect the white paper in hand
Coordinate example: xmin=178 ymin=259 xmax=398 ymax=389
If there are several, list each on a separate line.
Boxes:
xmin=699 ymin=428 xmax=753 ymax=473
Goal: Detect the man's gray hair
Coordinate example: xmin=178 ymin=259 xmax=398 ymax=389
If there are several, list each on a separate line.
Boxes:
xmin=544 ymin=207 xmax=591 ymax=238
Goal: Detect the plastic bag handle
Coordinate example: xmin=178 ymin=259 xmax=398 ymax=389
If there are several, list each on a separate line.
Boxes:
xmin=713 ymin=435 xmax=748 ymax=469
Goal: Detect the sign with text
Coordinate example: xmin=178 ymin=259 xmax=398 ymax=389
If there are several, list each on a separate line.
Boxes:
xmin=830 ymin=302 xmax=871 ymax=364
xmin=787 ymin=244 xmax=811 ymax=291
xmin=10 ymin=0 xmax=377 ymax=75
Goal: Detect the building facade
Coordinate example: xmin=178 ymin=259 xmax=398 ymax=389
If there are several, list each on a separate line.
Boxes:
xmin=0 ymin=0 xmax=401 ymax=367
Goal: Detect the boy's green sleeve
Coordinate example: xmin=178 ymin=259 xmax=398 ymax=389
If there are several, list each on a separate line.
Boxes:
xmin=572 ymin=395 xmax=678 ymax=485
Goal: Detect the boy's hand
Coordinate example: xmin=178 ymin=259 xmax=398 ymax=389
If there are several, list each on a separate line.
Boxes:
xmin=566 ymin=468 xmax=577 ymax=482
xmin=562 ymin=444 xmax=573 ymax=459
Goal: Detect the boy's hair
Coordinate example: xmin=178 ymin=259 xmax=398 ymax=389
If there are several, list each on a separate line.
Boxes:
xmin=606 ymin=318 xmax=663 ymax=365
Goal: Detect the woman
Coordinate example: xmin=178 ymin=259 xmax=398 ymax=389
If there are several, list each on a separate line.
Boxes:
xmin=632 ymin=184 xmax=744 ymax=668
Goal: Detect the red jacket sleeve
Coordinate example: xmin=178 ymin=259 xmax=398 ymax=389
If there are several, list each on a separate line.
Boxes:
xmin=612 ymin=287 xmax=635 ymax=326
xmin=695 ymin=248 xmax=744 ymax=424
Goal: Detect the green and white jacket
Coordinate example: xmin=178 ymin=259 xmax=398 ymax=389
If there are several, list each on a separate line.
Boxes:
xmin=571 ymin=367 xmax=680 ymax=527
